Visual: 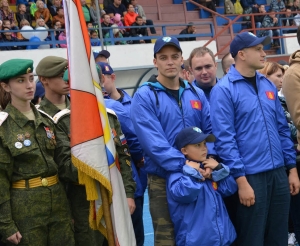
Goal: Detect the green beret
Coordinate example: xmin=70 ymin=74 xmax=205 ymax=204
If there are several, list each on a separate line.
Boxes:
xmin=63 ymin=69 xmax=69 ymax=82
xmin=36 ymin=56 xmax=68 ymax=77
xmin=0 ymin=59 xmax=34 ymax=80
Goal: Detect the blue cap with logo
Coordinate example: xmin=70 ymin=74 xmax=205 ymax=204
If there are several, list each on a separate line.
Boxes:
xmin=175 ymin=126 xmax=215 ymax=150
xmin=97 ymin=62 xmax=114 ymax=75
xmin=154 ymin=36 xmax=182 ymax=57
xmin=230 ymin=32 xmax=271 ymax=58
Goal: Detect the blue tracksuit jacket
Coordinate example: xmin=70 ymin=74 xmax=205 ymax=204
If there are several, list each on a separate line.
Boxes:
xmin=131 ymin=78 xmax=215 ymax=178
xmin=210 ymin=65 xmax=296 ymax=178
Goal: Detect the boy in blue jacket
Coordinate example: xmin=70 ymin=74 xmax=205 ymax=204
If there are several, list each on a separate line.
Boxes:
xmin=167 ymin=126 xmax=237 ymax=246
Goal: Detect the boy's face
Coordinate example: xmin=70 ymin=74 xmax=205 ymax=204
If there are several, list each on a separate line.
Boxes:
xmin=87 ymin=23 xmax=93 ymax=29
xmin=181 ymin=141 xmax=207 ymax=162
xmin=91 ymin=32 xmax=98 ymax=39
xmin=19 ymin=4 xmax=26 ymax=12
xmin=39 ymin=19 xmax=45 ymax=26
xmin=3 ymin=21 xmax=11 ymax=28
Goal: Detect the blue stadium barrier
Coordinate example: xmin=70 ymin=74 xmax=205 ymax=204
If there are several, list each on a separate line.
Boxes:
xmin=0 ymin=23 xmax=215 ymax=49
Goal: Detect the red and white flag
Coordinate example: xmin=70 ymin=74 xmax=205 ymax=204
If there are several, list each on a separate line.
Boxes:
xmin=63 ymin=0 xmax=136 ymax=245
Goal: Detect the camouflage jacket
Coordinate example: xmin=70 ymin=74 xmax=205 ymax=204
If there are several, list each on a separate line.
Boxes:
xmin=0 ymin=103 xmax=61 ymax=238
xmin=39 ymin=98 xmax=135 ymax=198
xmin=38 ymin=97 xmax=78 ymax=183
xmin=107 ymin=109 xmax=136 ymax=199
xmin=260 ymin=15 xmax=278 ymax=37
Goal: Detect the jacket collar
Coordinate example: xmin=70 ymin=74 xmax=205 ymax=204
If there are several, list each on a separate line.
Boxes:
xmin=227 ymin=64 xmax=265 ymax=83
xmin=5 ymin=103 xmax=49 ymax=128
xmin=39 ymin=96 xmax=70 ymax=117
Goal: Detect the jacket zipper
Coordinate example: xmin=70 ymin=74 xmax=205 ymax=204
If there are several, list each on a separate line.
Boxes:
xmin=255 ymin=88 xmax=275 ymax=169
xmin=248 ymin=82 xmax=275 ymax=168
xmin=207 ymin=182 xmax=222 ymax=244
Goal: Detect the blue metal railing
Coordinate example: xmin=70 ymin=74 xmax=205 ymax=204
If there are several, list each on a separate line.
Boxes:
xmin=0 ymin=22 xmax=214 ymax=48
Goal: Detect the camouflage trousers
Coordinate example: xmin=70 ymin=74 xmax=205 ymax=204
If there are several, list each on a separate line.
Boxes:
xmin=7 ymin=183 xmax=74 ymax=246
xmin=148 ymin=174 xmax=175 ymax=246
xmin=68 ymin=184 xmax=106 ymax=246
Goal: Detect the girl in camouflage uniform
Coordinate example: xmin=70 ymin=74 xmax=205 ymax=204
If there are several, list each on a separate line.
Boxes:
xmin=0 ymin=59 xmax=74 ymax=246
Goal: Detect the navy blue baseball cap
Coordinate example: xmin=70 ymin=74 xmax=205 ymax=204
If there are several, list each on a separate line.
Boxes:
xmin=97 ymin=62 xmax=114 ymax=75
xmin=175 ymin=127 xmax=215 ymax=150
xmin=154 ymin=36 xmax=182 ymax=57
xmin=93 ymin=50 xmax=110 ymax=59
xmin=230 ymin=32 xmax=271 ymax=58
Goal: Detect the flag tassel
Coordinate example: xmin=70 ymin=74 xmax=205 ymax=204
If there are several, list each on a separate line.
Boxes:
xmin=100 ymin=185 xmax=116 ymax=246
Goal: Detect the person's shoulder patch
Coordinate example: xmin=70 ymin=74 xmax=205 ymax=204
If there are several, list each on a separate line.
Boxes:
xmin=53 ymin=109 xmax=70 ymax=124
xmin=265 ymin=91 xmax=275 ymax=100
xmin=190 ymin=100 xmax=202 ymax=110
xmin=37 ymin=109 xmax=55 ymax=122
xmin=0 ymin=112 xmax=9 ymax=126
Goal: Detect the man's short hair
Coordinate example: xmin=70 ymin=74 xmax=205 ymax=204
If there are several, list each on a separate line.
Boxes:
xmin=135 ymin=15 xmax=142 ymax=21
xmin=221 ymin=53 xmax=233 ymax=74
xmin=188 ymin=46 xmax=215 ymax=67
xmin=102 ymin=13 xmax=110 ymax=19
xmin=187 ymin=22 xmax=194 ymax=28
xmin=183 ymin=59 xmax=190 ymax=70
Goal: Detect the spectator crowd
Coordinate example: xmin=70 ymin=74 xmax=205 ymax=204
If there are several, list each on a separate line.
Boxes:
xmin=0 ymin=0 xmax=156 ymax=49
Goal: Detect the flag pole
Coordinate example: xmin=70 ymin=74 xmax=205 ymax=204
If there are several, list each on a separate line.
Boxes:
xmin=95 ymin=1 xmax=104 ymax=50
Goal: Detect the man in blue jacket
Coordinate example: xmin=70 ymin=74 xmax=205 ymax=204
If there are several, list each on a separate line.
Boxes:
xmin=131 ymin=36 xmax=214 ymax=245
xmin=210 ymin=32 xmax=300 ymax=246
xmin=189 ymin=46 xmax=218 ymax=102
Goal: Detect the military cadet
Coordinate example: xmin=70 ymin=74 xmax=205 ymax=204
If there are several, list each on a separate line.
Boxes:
xmin=36 ymin=56 xmax=105 ymax=246
xmin=36 ymin=56 xmax=136 ymax=246
xmin=0 ymin=59 xmax=75 ymax=245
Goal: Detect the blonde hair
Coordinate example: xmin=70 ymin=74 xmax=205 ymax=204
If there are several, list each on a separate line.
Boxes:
xmin=20 ymin=19 xmax=30 ymax=28
xmin=258 ymin=61 xmax=285 ymax=77
xmin=111 ymin=24 xmax=119 ymax=35
xmin=0 ymin=0 xmax=13 ymax=13
xmin=36 ymin=18 xmax=49 ymax=29
xmin=36 ymin=0 xmax=44 ymax=8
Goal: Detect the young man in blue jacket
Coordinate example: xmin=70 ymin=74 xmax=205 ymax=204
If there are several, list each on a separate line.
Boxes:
xmin=210 ymin=32 xmax=300 ymax=246
xmin=131 ymin=36 xmax=215 ymax=245
xmin=167 ymin=126 xmax=237 ymax=246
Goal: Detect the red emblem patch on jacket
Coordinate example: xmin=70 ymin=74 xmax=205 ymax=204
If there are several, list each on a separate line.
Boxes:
xmin=266 ymin=91 xmax=275 ymax=100
xmin=190 ymin=100 xmax=202 ymax=110
xmin=212 ymin=181 xmax=218 ymax=190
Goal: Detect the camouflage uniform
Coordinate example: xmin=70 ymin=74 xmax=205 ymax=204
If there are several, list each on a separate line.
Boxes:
xmin=38 ymin=99 xmax=136 ymax=246
xmin=0 ymin=103 xmax=74 ymax=245
xmin=39 ymin=97 xmax=105 ymax=246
